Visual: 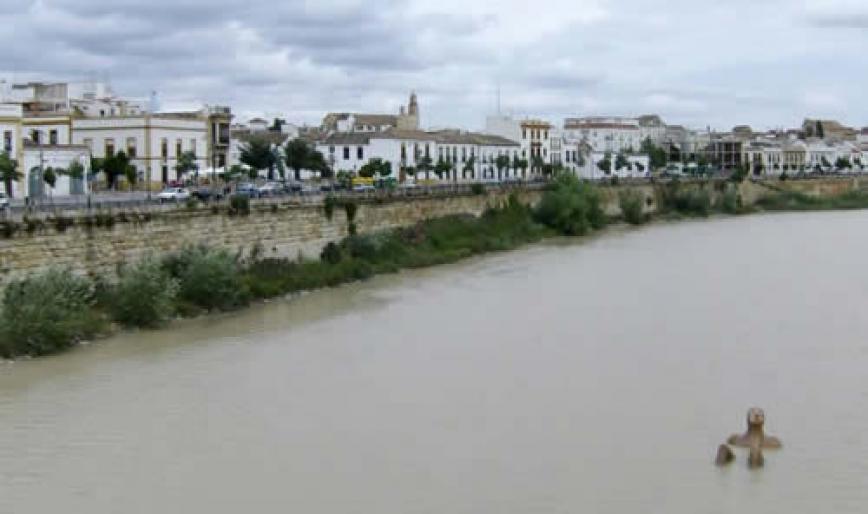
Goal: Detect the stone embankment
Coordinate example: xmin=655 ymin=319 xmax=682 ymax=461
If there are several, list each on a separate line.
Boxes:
xmin=0 ymin=177 xmax=865 ymax=291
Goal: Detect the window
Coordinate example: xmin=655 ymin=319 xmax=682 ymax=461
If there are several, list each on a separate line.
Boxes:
xmin=522 ymin=129 xmax=527 ymax=139
xmin=49 ymin=130 xmax=58 ymax=145
xmin=105 ymin=139 xmax=115 ymax=157
xmin=161 ymin=139 xmax=168 ymax=159
xmin=343 ymin=147 xmax=350 ymax=160
xmin=190 ymin=139 xmax=196 ymax=156
xmin=357 ymin=146 xmax=364 ymax=160
xmin=126 ymin=137 xmax=137 ymax=158
xmin=30 ymin=130 xmax=40 ymax=145
xmin=329 ymin=146 xmax=335 ymax=154
xmin=176 ymin=139 xmax=182 ymax=158
xmin=3 ymin=131 xmax=11 ymax=152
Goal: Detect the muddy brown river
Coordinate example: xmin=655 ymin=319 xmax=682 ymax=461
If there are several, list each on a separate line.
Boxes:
xmin=2 ymin=212 xmax=868 ymax=513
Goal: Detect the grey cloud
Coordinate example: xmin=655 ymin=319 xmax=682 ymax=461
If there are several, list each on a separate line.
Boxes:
xmin=2 ymin=0 xmax=868 ymax=130
xmin=808 ymin=14 xmax=868 ymax=28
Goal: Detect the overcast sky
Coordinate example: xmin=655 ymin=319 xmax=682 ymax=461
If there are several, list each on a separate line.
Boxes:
xmin=2 ymin=0 xmax=867 ymax=131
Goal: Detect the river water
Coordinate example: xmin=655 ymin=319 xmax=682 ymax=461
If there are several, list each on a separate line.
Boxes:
xmin=2 ymin=212 xmax=868 ymax=513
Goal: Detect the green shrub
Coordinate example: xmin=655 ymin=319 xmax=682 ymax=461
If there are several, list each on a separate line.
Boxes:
xmin=229 ymin=194 xmax=250 ymax=216
xmin=721 ymin=185 xmax=741 ymax=214
xmin=470 ymin=183 xmax=485 ymax=195
xmin=619 ymin=189 xmax=645 ymax=225
xmin=0 ymin=269 xmax=103 ymax=358
xmin=320 ymin=242 xmax=343 ymax=264
xmin=324 ymin=195 xmax=337 ymax=220
xmin=110 ymin=257 xmax=179 ymax=328
xmin=661 ymin=182 xmax=712 ymax=217
xmin=534 ymin=174 xmax=606 ymax=235
xmin=682 ymin=189 xmax=711 ymax=216
xmin=163 ymin=245 xmax=249 ymax=311
xmin=344 ymin=201 xmax=358 ymax=223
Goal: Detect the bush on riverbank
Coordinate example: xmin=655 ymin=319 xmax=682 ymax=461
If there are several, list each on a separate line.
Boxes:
xmin=110 ymin=257 xmax=179 ymax=328
xmin=720 ymin=184 xmax=742 ymax=214
xmin=0 ymin=269 xmax=104 ymax=358
xmin=242 ymin=195 xmax=546 ymax=298
xmin=535 ymin=175 xmax=606 ymax=235
xmin=755 ymin=190 xmax=868 ymax=212
xmin=162 ymin=245 xmax=250 ymax=312
xmin=619 ymin=189 xmax=646 ymax=225
xmin=659 ymin=181 xmax=712 ymax=217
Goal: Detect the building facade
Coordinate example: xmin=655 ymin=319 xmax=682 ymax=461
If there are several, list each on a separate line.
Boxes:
xmin=316 ymin=129 xmax=520 ymax=182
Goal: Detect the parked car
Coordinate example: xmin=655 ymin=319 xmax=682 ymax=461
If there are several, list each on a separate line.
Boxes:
xmin=157 ymin=187 xmax=191 ymax=202
xmin=0 ymin=192 xmax=8 ymax=211
xmin=352 ymin=184 xmax=376 ymax=193
xmin=190 ymin=187 xmax=223 ymax=202
xmin=235 ymin=183 xmax=261 ymax=198
xmin=285 ymin=182 xmax=303 ymax=193
xmin=301 ymin=184 xmax=320 ymax=195
xmin=257 ymin=182 xmax=283 ymax=197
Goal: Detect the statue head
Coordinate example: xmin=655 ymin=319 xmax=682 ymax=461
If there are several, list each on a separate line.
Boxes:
xmin=746 ymin=408 xmax=766 ymax=428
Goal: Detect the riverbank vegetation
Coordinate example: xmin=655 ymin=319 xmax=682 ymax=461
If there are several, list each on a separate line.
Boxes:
xmin=4 ymin=177 xmax=868 ymax=359
xmin=754 ymin=189 xmax=868 ymax=212
xmin=1 ymin=175 xmax=612 ymax=358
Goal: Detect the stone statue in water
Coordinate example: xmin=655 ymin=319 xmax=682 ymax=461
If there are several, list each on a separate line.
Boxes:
xmin=715 ymin=408 xmax=781 ymax=468
xmin=727 ymin=408 xmax=782 ymax=449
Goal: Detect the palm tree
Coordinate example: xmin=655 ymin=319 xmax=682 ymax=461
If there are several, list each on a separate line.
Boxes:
xmin=434 ymin=158 xmax=450 ymax=180
xmin=417 ymin=156 xmax=433 ymax=181
xmin=495 ymin=155 xmax=510 ymax=181
xmin=462 ymin=156 xmax=475 ymax=180
xmin=43 ymin=167 xmax=58 ymax=202
xmin=0 ymin=151 xmax=21 ymax=198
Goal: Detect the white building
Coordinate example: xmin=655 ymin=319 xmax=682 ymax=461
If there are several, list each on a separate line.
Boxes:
xmin=638 ymin=115 xmax=667 ymax=146
xmin=72 ymin=114 xmax=212 ymax=185
xmin=0 ymin=79 xmax=232 ymax=192
xmin=584 ymin=152 xmax=650 ymax=180
xmin=322 ymin=92 xmax=421 ymax=134
xmin=316 ymin=128 xmax=520 ymax=182
xmin=563 ymin=116 xmax=642 ymax=153
xmin=20 ymin=142 xmax=91 ymax=198
xmin=484 ymin=115 xmax=554 ymax=174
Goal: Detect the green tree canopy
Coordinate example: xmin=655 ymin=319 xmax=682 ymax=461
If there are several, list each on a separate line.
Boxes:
xmin=359 ymin=158 xmax=390 ymax=178
xmin=463 ymin=156 xmax=476 ymax=178
xmin=0 ymin=151 xmax=21 ymax=197
xmin=239 ymin=137 xmax=276 ymax=177
xmin=103 ymin=151 xmax=135 ymax=189
xmin=417 ymin=155 xmax=433 ymax=180
xmin=434 ymin=158 xmax=451 ymax=179
xmin=43 ymin=167 xmax=58 ymax=189
xmin=597 ymin=153 xmax=612 ymax=174
xmin=615 ymin=152 xmax=630 ymax=171
xmin=640 ymin=137 xmax=667 ymax=170
xmin=308 ymin=149 xmax=332 ymax=179
xmin=284 ymin=138 xmax=313 ymax=181
xmin=495 ymin=155 xmax=510 ymax=179
xmin=176 ymin=151 xmax=199 ymax=179
xmin=66 ymin=161 xmax=85 ymax=180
